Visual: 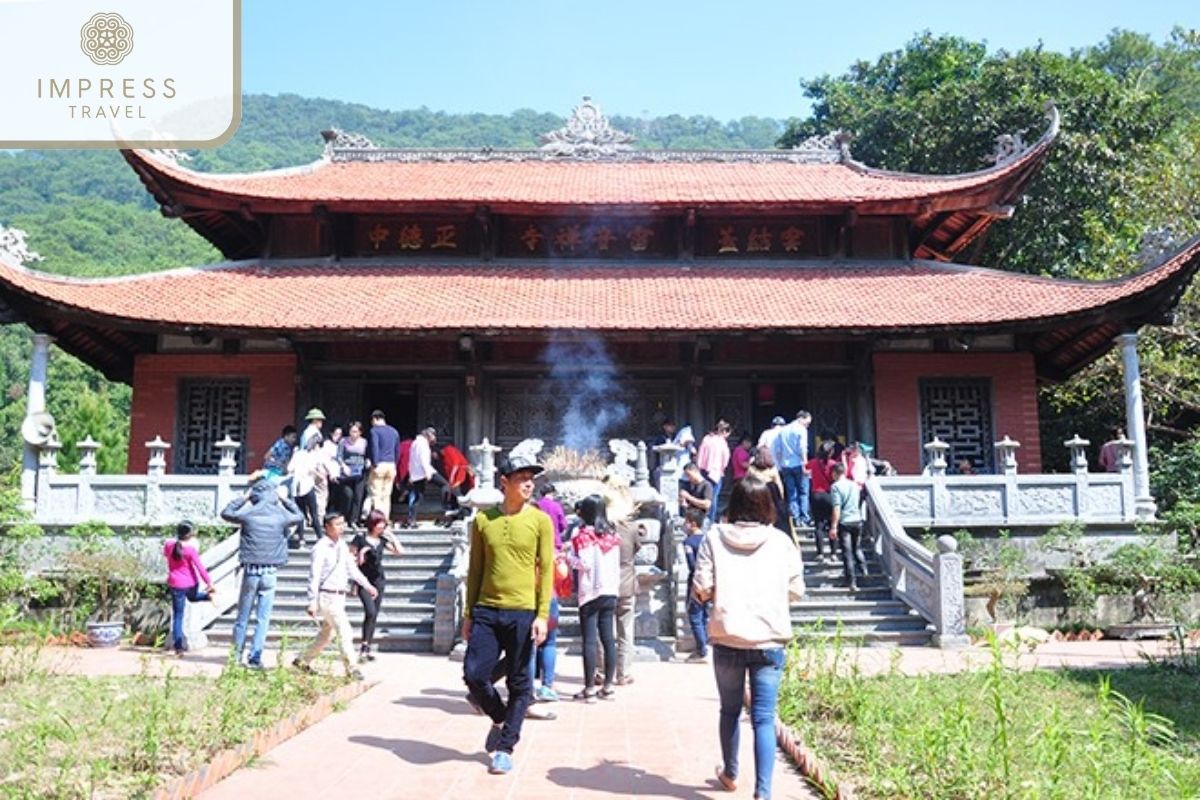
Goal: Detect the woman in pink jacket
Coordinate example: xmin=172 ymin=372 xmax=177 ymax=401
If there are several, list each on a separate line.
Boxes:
xmin=693 ymin=478 xmax=805 ymax=800
xmin=163 ymin=520 xmax=215 ymax=656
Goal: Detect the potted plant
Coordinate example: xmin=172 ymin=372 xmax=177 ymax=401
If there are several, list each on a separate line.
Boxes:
xmin=63 ymin=520 xmax=146 ymax=647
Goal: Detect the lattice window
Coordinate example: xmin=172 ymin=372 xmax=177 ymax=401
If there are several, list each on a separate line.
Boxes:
xmin=919 ymin=379 xmax=993 ymax=472
xmin=175 ymin=379 xmax=249 ymax=474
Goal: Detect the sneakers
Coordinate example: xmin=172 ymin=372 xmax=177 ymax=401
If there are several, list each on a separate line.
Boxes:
xmin=484 ymin=723 xmax=503 ymax=754
xmin=686 ymin=651 xmax=709 ymax=663
xmin=535 ymin=685 xmax=559 ymax=702
xmin=489 ymin=751 xmax=513 ymax=775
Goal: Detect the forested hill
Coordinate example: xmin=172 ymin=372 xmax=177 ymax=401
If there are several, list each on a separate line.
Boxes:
xmin=0 ymin=95 xmax=787 ymax=472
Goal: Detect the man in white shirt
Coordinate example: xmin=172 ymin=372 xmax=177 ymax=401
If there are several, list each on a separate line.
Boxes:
xmin=294 ymin=512 xmax=378 ymax=679
xmin=757 ymin=415 xmax=786 ymax=451
xmin=404 ymin=427 xmax=440 ymax=528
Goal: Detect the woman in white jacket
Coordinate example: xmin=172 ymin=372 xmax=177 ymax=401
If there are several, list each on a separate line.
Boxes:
xmin=693 ymin=477 xmax=805 ymax=800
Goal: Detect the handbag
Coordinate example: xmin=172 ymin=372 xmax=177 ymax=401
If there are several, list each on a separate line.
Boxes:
xmin=552 ymin=553 xmax=574 ymax=600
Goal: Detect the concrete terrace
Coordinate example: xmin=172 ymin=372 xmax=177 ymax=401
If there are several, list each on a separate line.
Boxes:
xmin=41 ymin=641 xmax=1176 ymax=799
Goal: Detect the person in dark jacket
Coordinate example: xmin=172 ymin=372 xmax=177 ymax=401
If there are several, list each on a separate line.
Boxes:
xmin=221 ymin=474 xmax=303 ymax=668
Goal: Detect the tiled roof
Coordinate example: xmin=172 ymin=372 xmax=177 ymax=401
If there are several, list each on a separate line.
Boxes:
xmin=123 ymin=133 xmax=1053 ymax=209
xmin=2 ymin=240 xmax=1197 ymax=335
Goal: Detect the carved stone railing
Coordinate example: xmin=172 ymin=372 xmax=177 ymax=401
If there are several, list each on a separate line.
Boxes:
xmin=33 ymin=435 xmax=253 ymax=527
xmin=890 ymin=434 xmax=1139 ymax=528
xmin=865 ymin=479 xmax=967 ymax=648
xmin=875 ymin=470 xmax=1136 ymax=528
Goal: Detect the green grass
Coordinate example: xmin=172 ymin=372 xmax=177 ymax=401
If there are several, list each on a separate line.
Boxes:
xmin=779 ymin=635 xmax=1200 ymax=799
xmin=0 ymin=637 xmax=344 ymax=800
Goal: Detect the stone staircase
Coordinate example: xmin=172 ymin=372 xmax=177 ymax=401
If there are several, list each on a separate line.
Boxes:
xmin=791 ymin=534 xmax=933 ymax=646
xmin=204 ymin=526 xmax=453 ymax=652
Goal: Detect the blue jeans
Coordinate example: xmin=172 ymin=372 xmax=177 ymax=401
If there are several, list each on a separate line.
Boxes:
xmin=780 ymin=466 xmax=810 ymax=523
xmin=464 ymin=605 xmax=535 ymax=754
xmin=687 ymin=597 xmax=711 ymax=656
xmin=170 ymin=585 xmax=210 ymax=651
xmin=405 ymin=479 xmax=426 ymax=524
xmin=536 ymin=597 xmax=559 ymax=687
xmin=232 ymin=569 xmax=277 ymax=666
xmin=707 ymin=477 xmax=724 ymax=523
xmin=713 ymin=644 xmax=786 ymax=800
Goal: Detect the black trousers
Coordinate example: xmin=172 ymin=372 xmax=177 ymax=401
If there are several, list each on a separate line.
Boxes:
xmin=838 ymin=521 xmax=868 ymax=587
xmin=580 ymin=595 xmax=617 ymax=689
xmin=463 ymin=605 xmax=535 ymax=754
xmin=340 ymin=473 xmax=367 ymax=525
xmin=810 ymin=491 xmax=833 ymax=555
xmin=294 ymin=491 xmax=320 ymax=544
xmin=357 ymin=575 xmax=387 ymax=645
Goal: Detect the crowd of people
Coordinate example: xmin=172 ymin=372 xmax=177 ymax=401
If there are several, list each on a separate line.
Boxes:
xmin=457 ymin=451 xmax=803 ymax=796
xmin=161 ymin=407 xmax=892 ymax=796
xmin=666 ymin=411 xmax=885 ymax=594
xmin=260 ymin=408 xmax=476 ymax=542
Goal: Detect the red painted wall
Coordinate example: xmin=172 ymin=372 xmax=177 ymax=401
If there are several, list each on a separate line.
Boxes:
xmin=128 ymin=353 xmax=297 ymax=474
xmin=873 ymin=352 xmax=1041 ymax=475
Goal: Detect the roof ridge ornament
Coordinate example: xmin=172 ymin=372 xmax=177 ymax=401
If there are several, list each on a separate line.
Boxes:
xmin=789 ymin=130 xmax=851 ymax=162
xmin=538 ymin=96 xmax=635 ymax=159
xmin=1138 ymin=226 xmax=1184 ymax=267
xmin=147 ymin=148 xmax=193 ymax=166
xmin=988 ymin=101 xmax=1058 ymax=167
xmin=321 ymin=127 xmax=376 ymax=157
xmin=0 ymin=226 xmax=43 ymax=267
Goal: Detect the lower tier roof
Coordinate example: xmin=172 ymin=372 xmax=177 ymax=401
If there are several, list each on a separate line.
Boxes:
xmin=1 ymin=240 xmax=1197 ymax=382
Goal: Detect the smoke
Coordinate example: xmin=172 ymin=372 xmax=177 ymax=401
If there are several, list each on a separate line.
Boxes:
xmin=541 ymin=334 xmax=628 ymax=452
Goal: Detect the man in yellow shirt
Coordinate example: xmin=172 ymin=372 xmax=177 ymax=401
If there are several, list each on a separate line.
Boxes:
xmin=462 ymin=453 xmax=554 ymax=775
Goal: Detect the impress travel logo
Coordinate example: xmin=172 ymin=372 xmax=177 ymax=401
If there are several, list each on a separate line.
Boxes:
xmin=0 ymin=1 xmax=241 ymax=148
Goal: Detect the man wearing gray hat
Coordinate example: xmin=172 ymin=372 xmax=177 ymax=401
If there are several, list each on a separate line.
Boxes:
xmin=462 ymin=453 xmax=555 ymax=776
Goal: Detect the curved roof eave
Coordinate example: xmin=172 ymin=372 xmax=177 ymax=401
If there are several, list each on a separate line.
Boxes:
xmin=119 ymin=105 xmax=1061 ymax=215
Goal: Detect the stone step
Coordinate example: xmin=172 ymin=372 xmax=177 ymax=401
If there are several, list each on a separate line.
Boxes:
xmin=792 ymin=628 xmax=933 ymax=647
xmin=792 ymin=599 xmax=911 ymax=614
xmin=791 ymin=612 xmax=929 ymax=630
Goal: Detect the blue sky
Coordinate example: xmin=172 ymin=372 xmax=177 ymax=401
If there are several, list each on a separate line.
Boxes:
xmin=242 ymin=0 xmax=1193 ymax=120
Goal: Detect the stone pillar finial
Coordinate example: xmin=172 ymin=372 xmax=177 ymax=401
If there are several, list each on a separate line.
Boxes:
xmin=1114 ymin=435 xmax=1135 ymax=472
xmin=465 ymin=438 xmax=504 ymax=509
xmin=653 ymin=441 xmax=685 ymax=509
xmin=146 ymin=435 xmax=171 ymax=477
xmin=77 ymin=435 xmax=101 ymax=476
xmin=215 ymin=435 xmax=241 ymax=476
xmin=38 ymin=433 xmax=62 ymax=472
xmin=924 ymin=437 xmax=949 ymax=476
xmin=1063 ymin=434 xmax=1091 ymax=475
xmin=994 ymin=435 xmax=1021 ymax=476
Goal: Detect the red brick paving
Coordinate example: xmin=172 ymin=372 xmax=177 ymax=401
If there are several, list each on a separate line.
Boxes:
xmin=39 ymin=640 xmax=1176 ymax=799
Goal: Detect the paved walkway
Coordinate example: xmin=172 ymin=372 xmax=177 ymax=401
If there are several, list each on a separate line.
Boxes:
xmin=39 ymin=639 xmax=1177 ymax=799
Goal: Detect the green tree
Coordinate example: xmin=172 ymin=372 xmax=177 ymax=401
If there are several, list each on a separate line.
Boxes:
xmin=779 ymin=29 xmax=1200 ymax=469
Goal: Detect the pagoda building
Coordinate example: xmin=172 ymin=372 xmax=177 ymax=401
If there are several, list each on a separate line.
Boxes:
xmin=1 ymin=98 xmax=1197 ymax=506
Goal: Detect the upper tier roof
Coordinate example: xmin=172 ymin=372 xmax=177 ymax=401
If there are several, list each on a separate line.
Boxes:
xmin=124 ymin=103 xmax=1060 ymax=209
xmin=122 ymin=99 xmax=1059 ymax=260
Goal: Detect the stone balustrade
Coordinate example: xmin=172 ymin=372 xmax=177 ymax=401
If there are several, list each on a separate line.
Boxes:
xmin=883 ymin=434 xmax=1139 ymax=528
xmin=33 ymin=435 xmax=252 ymax=527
